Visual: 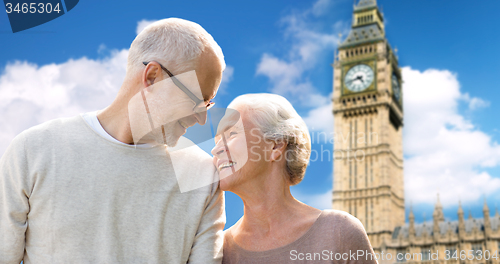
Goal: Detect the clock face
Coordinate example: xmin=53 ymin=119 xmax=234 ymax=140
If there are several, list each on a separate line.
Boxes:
xmin=344 ymin=64 xmax=374 ymax=92
xmin=392 ymin=74 xmax=401 ymax=101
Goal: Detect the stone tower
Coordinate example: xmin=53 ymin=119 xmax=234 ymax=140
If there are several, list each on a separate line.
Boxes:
xmin=332 ymin=0 xmax=404 ymax=250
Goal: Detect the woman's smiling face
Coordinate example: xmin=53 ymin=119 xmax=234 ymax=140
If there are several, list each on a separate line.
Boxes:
xmin=211 ymin=107 xmax=274 ymax=191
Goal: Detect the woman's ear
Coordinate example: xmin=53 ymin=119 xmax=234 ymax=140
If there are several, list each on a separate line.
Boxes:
xmin=142 ymin=62 xmax=161 ymax=92
xmin=270 ymin=140 xmax=287 ymax=162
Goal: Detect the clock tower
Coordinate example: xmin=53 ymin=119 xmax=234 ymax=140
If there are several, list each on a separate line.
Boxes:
xmin=332 ymin=0 xmax=404 ymax=251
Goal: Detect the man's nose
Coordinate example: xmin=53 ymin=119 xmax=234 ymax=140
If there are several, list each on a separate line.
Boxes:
xmin=194 ymin=110 xmax=208 ymax=126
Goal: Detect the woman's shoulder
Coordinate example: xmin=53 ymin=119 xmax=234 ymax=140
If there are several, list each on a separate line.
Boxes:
xmin=318 ymin=210 xmax=376 ymax=263
xmin=320 ymin=209 xmax=361 ymax=224
xmin=318 ymin=209 xmax=367 ymax=235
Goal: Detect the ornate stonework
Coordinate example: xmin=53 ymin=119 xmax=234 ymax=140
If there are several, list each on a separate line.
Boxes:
xmin=386 ymin=199 xmax=500 ymax=263
xmin=332 ymin=1 xmax=500 ymax=263
xmin=332 ymin=0 xmax=404 ymax=253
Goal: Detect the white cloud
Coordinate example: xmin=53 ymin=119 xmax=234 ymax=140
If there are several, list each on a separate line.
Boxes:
xmin=256 ymin=53 xmax=305 ymax=95
xmin=136 ymin=19 xmax=158 ymax=35
xmin=468 ymin=97 xmax=490 ymax=110
xmin=0 ymin=50 xmax=128 ymax=157
xmin=255 ymin=0 xmax=342 ymax=105
xmin=403 ymin=67 xmax=500 ymax=206
xmin=98 ymin=44 xmax=107 ymax=54
xmin=255 ymin=0 xmax=345 ymax=143
xmin=312 ymin=0 xmax=331 ymax=17
xmin=461 ymin=93 xmax=490 ymax=110
xmin=303 ymin=101 xmax=334 ymax=142
xmin=291 ymin=187 xmax=332 ymax=210
xmin=218 ymin=65 xmax=234 ymax=93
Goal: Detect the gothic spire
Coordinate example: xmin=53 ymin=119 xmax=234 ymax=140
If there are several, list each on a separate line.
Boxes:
xmin=409 ymin=202 xmax=415 ymax=240
xmin=355 ymin=0 xmax=377 ymax=11
xmin=339 ymin=0 xmax=385 ymax=48
xmin=433 ymin=193 xmax=444 ymax=222
xmin=484 ymin=197 xmax=492 ymax=237
xmin=409 ymin=203 xmax=415 ymax=219
xmin=483 ymin=198 xmax=490 ymax=212
xmin=436 ymin=193 xmax=442 ymax=208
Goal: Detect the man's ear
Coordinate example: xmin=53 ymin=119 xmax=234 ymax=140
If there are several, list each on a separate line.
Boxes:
xmin=270 ymin=140 xmax=287 ymax=162
xmin=142 ymin=62 xmax=161 ymax=92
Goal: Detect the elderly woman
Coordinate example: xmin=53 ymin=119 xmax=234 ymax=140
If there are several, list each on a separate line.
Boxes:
xmin=211 ymin=93 xmax=377 ymax=263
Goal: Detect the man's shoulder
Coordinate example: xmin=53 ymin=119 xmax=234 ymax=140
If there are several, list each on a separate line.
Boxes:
xmin=19 ymin=115 xmax=84 ymax=140
xmin=2 ymin=115 xmax=85 ymax=163
xmin=167 ymin=136 xmax=218 ymax=193
xmin=168 ymin=136 xmax=213 ymax=163
xmin=13 ymin=115 xmax=87 ymax=153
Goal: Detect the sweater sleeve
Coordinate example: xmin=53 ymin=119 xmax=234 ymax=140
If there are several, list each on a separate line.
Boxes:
xmin=0 ymin=132 xmax=31 ymax=264
xmin=187 ymin=182 xmax=225 ymax=264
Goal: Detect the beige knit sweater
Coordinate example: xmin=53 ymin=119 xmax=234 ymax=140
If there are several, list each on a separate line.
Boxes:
xmin=0 ymin=116 xmax=224 ymax=264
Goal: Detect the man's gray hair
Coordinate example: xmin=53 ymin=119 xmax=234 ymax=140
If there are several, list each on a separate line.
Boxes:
xmin=127 ymin=18 xmax=225 ymax=76
xmin=229 ymin=93 xmax=311 ymax=185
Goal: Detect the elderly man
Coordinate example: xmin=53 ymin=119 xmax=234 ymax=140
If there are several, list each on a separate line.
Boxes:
xmin=0 ymin=18 xmax=225 ymax=263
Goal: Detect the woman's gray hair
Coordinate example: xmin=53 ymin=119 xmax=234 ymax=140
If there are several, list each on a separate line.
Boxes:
xmin=127 ymin=18 xmax=225 ymax=76
xmin=229 ymin=93 xmax=311 ymax=185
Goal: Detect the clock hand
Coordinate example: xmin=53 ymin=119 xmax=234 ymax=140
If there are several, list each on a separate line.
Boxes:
xmin=347 ymin=76 xmax=362 ymax=84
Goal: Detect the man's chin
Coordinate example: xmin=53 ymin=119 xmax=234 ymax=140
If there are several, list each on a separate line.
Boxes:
xmin=165 ymin=137 xmax=181 ymax=147
xmin=162 ymin=129 xmax=182 ymax=147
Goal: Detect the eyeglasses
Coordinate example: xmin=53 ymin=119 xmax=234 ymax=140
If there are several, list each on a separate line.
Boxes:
xmin=143 ymin=61 xmax=215 ymax=113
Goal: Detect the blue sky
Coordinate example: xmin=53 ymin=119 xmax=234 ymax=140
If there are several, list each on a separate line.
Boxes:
xmin=1 ymin=0 xmax=500 ymax=228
